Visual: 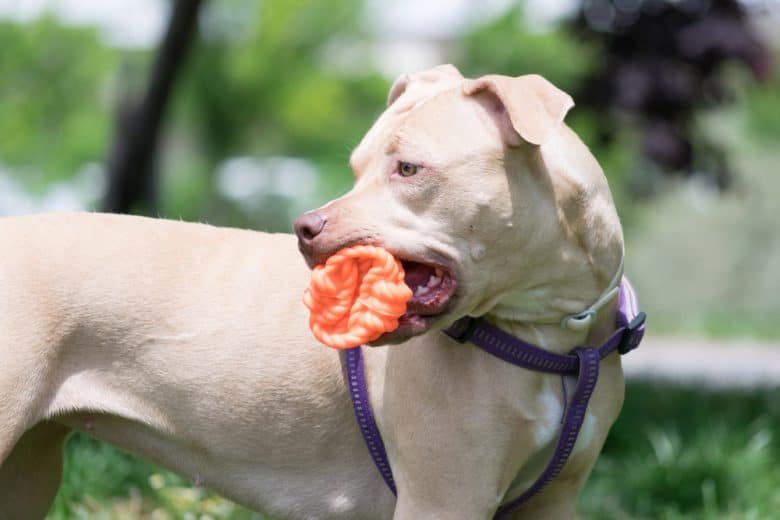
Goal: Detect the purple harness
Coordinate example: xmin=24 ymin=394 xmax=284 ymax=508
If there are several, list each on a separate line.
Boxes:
xmin=345 ymin=277 xmax=645 ymax=518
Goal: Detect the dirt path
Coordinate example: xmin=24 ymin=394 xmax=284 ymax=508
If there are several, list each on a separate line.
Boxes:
xmin=622 ymin=336 xmax=780 ymax=389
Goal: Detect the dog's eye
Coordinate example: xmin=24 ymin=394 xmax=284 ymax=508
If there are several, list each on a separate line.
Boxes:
xmin=398 ymin=162 xmax=419 ymax=177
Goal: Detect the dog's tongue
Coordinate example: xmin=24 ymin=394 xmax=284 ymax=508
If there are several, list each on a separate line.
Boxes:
xmin=403 ymin=261 xmax=435 ymax=290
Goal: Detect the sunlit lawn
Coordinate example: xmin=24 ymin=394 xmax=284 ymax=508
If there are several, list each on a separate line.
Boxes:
xmin=47 ymin=382 xmax=780 ymax=519
xmin=580 ymin=383 xmax=780 ymax=519
xmin=47 ymin=434 xmax=264 ymax=519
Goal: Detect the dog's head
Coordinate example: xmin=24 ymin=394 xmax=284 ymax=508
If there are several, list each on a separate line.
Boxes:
xmin=295 ymin=64 xmax=623 ymax=344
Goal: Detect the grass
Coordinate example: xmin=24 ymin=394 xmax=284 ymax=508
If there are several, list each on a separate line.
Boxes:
xmin=580 ymin=383 xmax=780 ymax=519
xmin=48 ymin=435 xmax=265 ymax=519
xmin=47 ymin=382 xmax=780 ymax=519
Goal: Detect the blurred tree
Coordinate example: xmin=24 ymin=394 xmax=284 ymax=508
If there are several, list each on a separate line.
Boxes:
xmin=182 ymin=0 xmax=386 ymax=161
xmin=0 ymin=16 xmax=116 ymax=192
xmin=569 ymin=0 xmax=772 ymax=192
xmin=458 ymin=0 xmax=772 ymax=204
xmin=458 ymin=6 xmax=596 ymax=93
xmin=164 ymin=0 xmax=389 ymax=229
xmin=2 ymin=0 xmax=775 ymax=226
xmin=744 ymin=69 xmax=780 ymax=143
xmin=192 ymin=0 xmax=372 ymax=158
xmin=103 ymin=0 xmax=204 ymax=215
xmin=456 ymin=6 xmax=638 ymax=213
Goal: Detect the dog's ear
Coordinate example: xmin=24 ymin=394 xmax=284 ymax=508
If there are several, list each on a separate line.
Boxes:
xmin=463 ymin=74 xmax=574 ymax=146
xmin=387 ymin=73 xmax=411 ymax=106
xmin=387 ymin=64 xmax=464 ymax=106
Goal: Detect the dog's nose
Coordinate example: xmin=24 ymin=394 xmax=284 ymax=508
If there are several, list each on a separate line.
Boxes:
xmin=294 ymin=211 xmax=328 ymax=245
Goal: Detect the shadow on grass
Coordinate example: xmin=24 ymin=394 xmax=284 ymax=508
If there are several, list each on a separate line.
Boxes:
xmin=49 ymin=382 xmax=780 ymax=519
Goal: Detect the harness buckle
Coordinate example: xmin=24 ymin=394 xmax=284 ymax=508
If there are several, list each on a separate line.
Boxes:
xmin=617 ymin=311 xmax=646 ymax=355
xmin=445 ymin=316 xmax=481 ymax=343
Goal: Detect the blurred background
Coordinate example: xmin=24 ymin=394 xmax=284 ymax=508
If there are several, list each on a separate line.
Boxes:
xmin=1 ymin=0 xmax=778 ymax=518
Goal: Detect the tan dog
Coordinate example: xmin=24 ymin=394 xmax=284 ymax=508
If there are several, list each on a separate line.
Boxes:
xmin=0 ymin=64 xmax=625 ymax=519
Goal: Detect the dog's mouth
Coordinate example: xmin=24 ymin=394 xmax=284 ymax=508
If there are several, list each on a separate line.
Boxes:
xmin=401 ymin=260 xmax=455 ymax=315
xmin=370 ymin=258 xmax=457 ymax=343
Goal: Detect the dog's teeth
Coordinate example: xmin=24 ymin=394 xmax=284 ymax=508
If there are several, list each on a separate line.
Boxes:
xmin=415 ymin=286 xmax=431 ymax=297
xmin=427 ymin=275 xmax=441 ymax=288
xmin=434 ymin=267 xmax=444 ymax=277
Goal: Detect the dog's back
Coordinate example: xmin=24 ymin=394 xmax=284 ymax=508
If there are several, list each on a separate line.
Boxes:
xmin=0 ymin=213 xmax=391 ymax=519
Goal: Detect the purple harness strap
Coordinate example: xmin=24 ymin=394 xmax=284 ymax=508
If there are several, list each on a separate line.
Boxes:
xmin=345 ymin=347 xmax=397 ymax=494
xmin=346 ymin=278 xmax=645 ymax=517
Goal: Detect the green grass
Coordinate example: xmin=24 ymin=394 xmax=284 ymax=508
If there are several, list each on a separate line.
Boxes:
xmin=48 ymin=435 xmax=265 ymax=519
xmin=48 ymin=383 xmax=780 ymax=519
xmin=580 ymin=383 xmax=780 ymax=519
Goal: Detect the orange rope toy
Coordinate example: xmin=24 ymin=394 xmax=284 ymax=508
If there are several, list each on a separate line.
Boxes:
xmin=303 ymin=245 xmax=413 ymax=349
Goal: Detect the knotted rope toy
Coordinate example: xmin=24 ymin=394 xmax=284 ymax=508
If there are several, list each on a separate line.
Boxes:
xmin=303 ymin=245 xmax=413 ymax=349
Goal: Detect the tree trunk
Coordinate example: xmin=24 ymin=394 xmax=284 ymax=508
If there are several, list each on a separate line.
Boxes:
xmin=103 ymin=0 xmax=204 ymax=214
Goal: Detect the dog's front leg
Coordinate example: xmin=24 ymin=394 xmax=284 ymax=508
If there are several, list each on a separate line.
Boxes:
xmin=387 ymin=464 xmax=508 ymax=520
xmin=392 ymin=496 xmax=497 ymax=520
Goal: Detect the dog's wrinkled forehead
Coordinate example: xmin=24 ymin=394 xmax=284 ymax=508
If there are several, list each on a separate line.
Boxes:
xmin=350 ymin=65 xmax=465 ymax=173
xmin=349 ymin=64 xmax=574 ymax=174
xmin=386 ymin=64 xmax=465 ymax=111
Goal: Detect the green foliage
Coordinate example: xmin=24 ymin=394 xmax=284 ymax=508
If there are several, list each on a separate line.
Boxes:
xmin=744 ymin=75 xmax=780 ymax=142
xmin=456 ymin=4 xmax=643 ymax=221
xmin=179 ymin=0 xmax=387 ymax=161
xmin=50 ymin=434 xmax=265 ymax=519
xmin=581 ymin=383 xmax=780 ymax=519
xmin=625 ymin=136 xmax=780 ymax=341
xmin=159 ymin=0 xmax=389 ymax=228
xmin=0 ymin=16 xmax=117 ymax=192
xmin=457 ymin=6 xmax=596 ymax=92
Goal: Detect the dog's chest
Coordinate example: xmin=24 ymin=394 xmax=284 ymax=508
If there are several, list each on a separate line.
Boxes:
xmin=505 ymin=375 xmax=599 ymax=498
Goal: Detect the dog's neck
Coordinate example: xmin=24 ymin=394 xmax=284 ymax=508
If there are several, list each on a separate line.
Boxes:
xmin=481 ymin=261 xmax=624 ymax=355
xmin=485 ymin=297 xmax=619 ymax=355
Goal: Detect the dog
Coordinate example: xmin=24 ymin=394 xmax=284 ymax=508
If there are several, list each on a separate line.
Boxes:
xmin=0 ymin=64 xmax=626 ymax=519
